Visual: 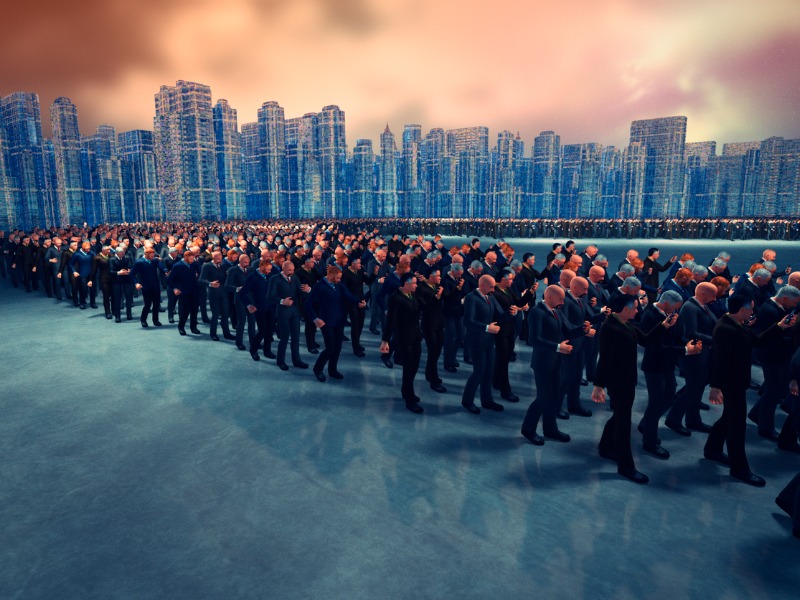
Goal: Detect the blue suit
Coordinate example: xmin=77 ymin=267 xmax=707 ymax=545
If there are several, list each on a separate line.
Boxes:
xmin=305 ymin=279 xmax=360 ymax=375
xmin=130 ymin=257 xmax=166 ymax=324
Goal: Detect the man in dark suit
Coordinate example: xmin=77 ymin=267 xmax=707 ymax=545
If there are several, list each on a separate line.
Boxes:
xmin=705 ymin=295 xmax=795 ymax=487
xmin=520 ymin=285 xmax=576 ymax=444
xmin=461 ymin=275 xmax=504 ymax=414
xmin=89 ymin=246 xmax=114 ymax=319
xmin=44 ymin=238 xmax=64 ymax=300
xmin=163 ymin=247 xmax=181 ymax=323
xmin=296 ymin=254 xmax=320 ymax=354
xmin=268 ymin=260 xmax=308 ymax=370
xmin=416 ymin=268 xmax=446 ymax=394
xmin=557 ymin=276 xmax=597 ymax=417
xmin=442 ymin=263 xmax=467 ymax=373
xmin=167 ymin=251 xmax=202 ymax=336
xmin=341 ymin=257 xmax=368 ymax=357
xmin=585 ymin=266 xmax=610 ymax=383
xmin=130 ymin=246 xmax=166 ymax=327
xmin=241 ymin=258 xmax=276 ymax=361
xmin=592 ymin=294 xmax=676 ymax=484
xmin=307 ymin=265 xmax=366 ymax=382
xmin=226 ymin=253 xmax=254 ymax=351
xmin=366 ymin=248 xmax=391 ymax=335
xmin=59 ymin=240 xmax=78 ymax=304
xmin=381 ymin=273 xmax=425 ymax=413
xmin=109 ymin=246 xmax=134 ymax=322
xmin=492 ymin=268 xmax=533 ymax=402
xmin=665 ymin=282 xmax=718 ymax=436
xmin=68 ymin=241 xmax=95 ymax=309
xmin=642 ymin=248 xmax=677 ymax=304
xmin=15 ymin=236 xmax=36 ymax=293
xmin=199 ymin=251 xmax=234 ymax=342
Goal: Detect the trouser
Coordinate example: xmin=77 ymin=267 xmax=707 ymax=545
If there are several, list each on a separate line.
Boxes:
xmin=558 ymin=348 xmax=585 ymax=412
xmin=9 ymin=259 xmax=19 ymax=286
xmin=177 ymin=293 xmax=199 ymax=331
xmin=208 ymin=293 xmax=231 ymax=338
xmin=668 ymin=354 xmax=708 ymax=427
xmin=43 ymin=265 xmax=55 ymax=297
xmin=167 ymin=288 xmax=178 ymax=321
xmin=599 ymin=386 xmax=636 ymax=470
xmin=315 ymin=323 xmax=344 ymax=375
xmin=424 ymin=328 xmax=444 ymax=385
xmin=99 ymin=281 xmax=112 ymax=315
xmin=251 ymin=309 xmax=275 ymax=355
xmin=522 ymin=364 xmax=561 ymax=436
xmin=778 ymin=395 xmax=800 ymax=447
xmin=368 ymin=284 xmax=385 ymax=332
xmin=75 ymin=275 xmax=90 ymax=305
xmin=113 ymin=281 xmax=134 ymax=319
xmin=584 ymin=336 xmax=599 ymax=382
xmin=198 ymin=285 xmax=209 ymax=321
xmin=776 ymin=473 xmax=800 ymax=531
xmin=396 ymin=339 xmax=422 ymax=403
xmin=235 ymin=298 xmax=256 ymax=347
xmin=640 ymin=369 xmax=678 ymax=447
xmin=52 ymin=269 xmax=64 ymax=300
xmin=140 ymin=288 xmax=161 ymax=323
xmin=0 ymin=253 xmax=6 ymax=277
xmin=492 ymin=330 xmax=515 ymax=394
xmin=754 ymin=362 xmax=790 ymax=435
xmin=276 ymin=313 xmax=301 ymax=364
xmin=443 ymin=316 xmax=463 ymax=368
xmin=462 ymin=343 xmax=495 ymax=407
xmin=348 ymin=305 xmax=365 ymax=351
xmin=228 ymin=291 xmax=238 ymax=328
xmin=704 ymin=385 xmax=750 ymax=474
xmin=304 ymin=314 xmax=318 ymax=350
xmin=22 ymin=265 xmax=33 ymax=292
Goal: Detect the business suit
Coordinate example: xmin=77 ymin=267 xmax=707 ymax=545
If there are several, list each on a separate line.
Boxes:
xmin=666 ymin=297 xmax=716 ymax=431
xmin=383 ymin=290 xmax=424 ymax=404
xmin=642 ymin=256 xmax=675 ymax=303
xmin=441 ymin=272 xmax=466 ymax=370
xmin=584 ymin=280 xmax=609 ymax=382
xmin=341 ymin=266 xmax=368 ymax=353
xmin=225 ymin=264 xmax=255 ymax=349
xmin=296 ymin=265 xmax=320 ymax=351
xmin=558 ymin=291 xmax=591 ymax=414
xmin=130 ymin=256 xmax=166 ymax=325
xmin=521 ymin=303 xmax=571 ymax=437
xmin=416 ymin=281 xmax=445 ymax=387
xmin=90 ymin=253 xmax=114 ymax=317
xmin=163 ymin=255 xmax=180 ymax=322
xmin=461 ymin=290 xmax=502 ymax=410
xmin=305 ymin=278 xmax=360 ymax=377
xmin=68 ymin=249 xmax=95 ymax=307
xmin=241 ymin=269 xmax=275 ymax=357
xmin=167 ymin=259 xmax=201 ymax=333
xmin=109 ymin=254 xmax=134 ymax=321
xmin=200 ymin=261 xmax=232 ymax=340
xmin=491 ymin=285 xmax=530 ymax=398
xmin=595 ymin=315 xmax=663 ymax=470
xmin=268 ymin=272 xmax=304 ymax=366
xmin=44 ymin=244 xmax=63 ymax=299
xmin=59 ymin=248 xmax=77 ymax=302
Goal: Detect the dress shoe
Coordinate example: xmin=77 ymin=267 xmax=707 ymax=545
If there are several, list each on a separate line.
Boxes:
xmin=264 ymin=350 xmax=276 ymax=359
xmin=462 ymin=402 xmax=480 ymax=414
xmin=169 ymin=318 xmax=175 ymax=324
xmin=236 ymin=343 xmax=246 ymax=351
xmin=481 ymin=401 xmax=504 ymax=412
xmin=115 ymin=317 xmax=121 ymax=323
xmin=463 ymin=358 xmax=473 ymax=365
xmin=444 ymin=365 xmax=458 ymax=373
xmin=758 ymin=430 xmax=780 ymax=442
xmin=557 ymin=409 xmax=570 ymax=420
xmin=580 ymin=378 xmax=588 ymax=386
xmin=406 ymin=402 xmax=424 ymax=414
xmin=636 ymin=423 xmax=661 ymax=445
xmin=153 ymin=321 xmax=163 ymax=327
xmin=126 ymin=316 xmax=133 ymax=321
xmin=687 ymin=422 xmax=712 ymax=434
xmin=430 ymin=384 xmax=447 ymax=393
xmin=328 ymin=371 xmax=344 ymax=380
xmin=210 ymin=334 xmax=220 ymax=341
xmin=314 ymin=370 xmax=326 ymax=382
xmin=369 ymin=328 xmax=380 ymax=335
xmin=354 ymin=350 xmax=366 ymax=357
xmin=224 ymin=333 xmax=235 ymax=340
xmin=453 ymin=360 xmax=460 ymax=367
xmin=568 ymin=407 xmax=592 ymax=417
xmin=293 ymin=361 xmax=309 ymax=369
xmin=775 ymin=495 xmax=793 ymax=516
xmin=80 ymin=304 xmax=87 ymax=310
xmin=178 ymin=328 xmax=187 ymax=336
xmin=643 ymin=444 xmax=670 ymax=459
xmin=699 ymin=401 xmax=710 ymax=411
xmin=202 ymin=317 xmax=211 ymax=324
xmin=190 ymin=327 xmax=201 ymax=334
xmin=544 ymin=430 xmax=570 ymax=443
xmin=105 ymin=314 xmax=113 ymax=320
xmin=357 ymin=345 xmax=366 ymax=352
xmin=730 ymin=470 xmax=766 ymax=487
xmin=509 ymin=353 xmax=516 ymax=362
xmin=703 ymin=451 xmax=730 ymax=466
xmin=250 ymin=351 xmax=260 ymax=361
xmin=598 ymin=447 xmax=617 ymax=462
xmin=521 ymin=430 xmax=545 ymax=446
xmin=777 ymin=441 xmax=800 ymax=454
xmin=501 ymin=392 xmax=520 ymax=403
xmin=618 ymin=466 xmax=649 ymax=484
xmin=308 ymin=347 xmax=319 ymax=354
xmin=381 ymin=355 xmax=393 ymax=369
xmin=665 ymin=421 xmax=691 ymax=437
xmin=90 ymin=303 xmax=98 ymax=309
xmin=277 ymin=362 xmax=289 ymax=371
xmin=141 ymin=321 xmax=148 ymax=328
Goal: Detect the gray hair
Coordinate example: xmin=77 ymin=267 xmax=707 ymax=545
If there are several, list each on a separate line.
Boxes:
xmin=470 ymin=260 xmax=483 ymax=271
xmin=448 ymin=263 xmax=464 ymax=273
xmin=692 ymin=265 xmax=708 ymax=277
xmin=762 ymin=260 xmax=777 ymax=273
xmin=619 ymin=264 xmax=635 ymax=276
xmin=711 ymin=258 xmax=727 ymax=271
xmin=683 ymin=260 xmax=696 ymax=271
xmin=717 ymin=251 xmax=730 ymax=260
xmin=594 ymin=254 xmax=607 ymax=263
xmin=554 ymin=253 xmax=565 ymax=261
xmin=753 ymin=268 xmax=772 ymax=282
xmin=427 ymin=250 xmax=441 ymax=260
xmin=659 ymin=290 xmax=683 ymax=306
xmin=510 ymin=259 xmax=522 ymax=269
xmin=620 ymin=276 xmax=641 ymax=291
xmin=776 ymin=285 xmax=800 ymax=300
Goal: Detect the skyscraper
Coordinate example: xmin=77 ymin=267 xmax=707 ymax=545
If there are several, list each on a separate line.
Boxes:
xmin=446 ymin=126 xmax=489 ymax=218
xmin=0 ymin=125 xmax=14 ymax=231
xmin=316 ymin=105 xmax=347 ymax=218
xmin=256 ymin=101 xmax=286 ymax=219
xmin=421 ymin=128 xmax=448 ymax=218
xmin=377 ymin=124 xmax=398 ymax=217
xmin=684 ymin=141 xmax=717 ymax=217
xmin=118 ymin=130 xmax=160 ymax=221
xmin=213 ymin=100 xmax=246 ymax=220
xmin=154 ymin=80 xmax=219 ymax=221
xmin=559 ymin=143 xmax=601 ymax=218
xmin=531 ymin=131 xmax=560 ymax=218
xmin=50 ymin=97 xmax=85 ymax=226
xmin=400 ymin=124 xmax=424 ymax=217
xmin=285 ymin=113 xmax=320 ymax=219
xmin=626 ymin=116 xmax=687 ymax=218
xmin=349 ymin=139 xmax=375 ymax=218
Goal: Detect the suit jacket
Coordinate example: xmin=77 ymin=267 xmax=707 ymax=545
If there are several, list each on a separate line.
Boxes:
xmin=199 ymin=262 xmax=228 ymax=299
xmin=561 ymin=292 xmax=590 ymax=350
xmin=492 ymin=285 xmax=530 ymax=334
xmin=679 ymin=297 xmax=717 ymax=349
xmin=659 ymin=278 xmax=692 ymax=303
xmin=130 ymin=257 xmax=166 ymax=290
xmin=642 ymin=256 xmax=674 ymax=289
xmin=241 ymin=270 xmax=272 ymax=312
xmin=710 ymin=315 xmax=756 ymax=391
xmin=90 ymin=254 xmax=113 ymax=284
xmin=441 ymin=273 xmax=467 ymax=318
xmin=305 ymin=279 xmax=359 ymax=327
xmin=463 ymin=289 xmax=501 ymax=350
xmin=735 ymin=278 xmax=768 ymax=310
xmin=415 ymin=282 xmax=444 ymax=336
xmin=753 ymin=299 xmax=794 ymax=364
xmin=268 ymin=273 xmax=303 ymax=318
xmin=527 ymin=302 xmax=569 ymax=372
xmin=640 ymin=304 xmax=683 ymax=373
xmin=166 ymin=260 xmax=200 ymax=295
xmin=109 ymin=255 xmax=132 ymax=283
xmin=594 ymin=315 xmax=662 ymax=393
xmin=384 ymin=290 xmax=423 ymax=345
xmin=68 ymin=249 xmax=95 ymax=277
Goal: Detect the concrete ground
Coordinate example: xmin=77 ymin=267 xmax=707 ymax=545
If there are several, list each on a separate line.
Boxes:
xmin=1 ymin=278 xmax=799 ymax=600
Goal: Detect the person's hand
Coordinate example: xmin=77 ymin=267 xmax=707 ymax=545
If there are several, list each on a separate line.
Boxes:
xmin=73 ymin=271 xmax=79 ymax=278
xmin=586 ymin=328 xmax=596 ymax=338
xmin=686 ymin=340 xmax=702 ymax=355
xmin=436 ymin=287 xmax=443 ymax=299
xmin=57 ymin=273 xmax=62 ymax=279
xmin=358 ymin=300 xmax=366 ymax=308
xmin=373 ymin=265 xmax=379 ymax=274
xmin=281 ymin=297 xmax=293 ymax=306
xmin=509 ymin=305 xmax=519 ymax=316
xmin=602 ymin=306 xmax=611 ymax=316
xmin=314 ymin=318 xmax=325 ymax=328
xmin=582 ymin=320 xmax=591 ymax=332
xmin=790 ymin=379 xmax=799 ymax=396
xmin=589 ymin=297 xmax=597 ymax=307
xmin=87 ymin=280 xmax=92 ymax=287
xmin=663 ymin=313 xmax=678 ymax=328
xmin=379 ymin=341 xmax=390 ymax=354
xmin=210 ymin=281 xmax=220 ymax=288
xmin=709 ymin=388 xmax=724 ymax=405
xmin=378 ymin=277 xmax=385 ymax=284
xmin=300 ymin=284 xmax=310 ymax=292
xmin=558 ymin=340 xmax=572 ymax=354
xmin=487 ymin=322 xmax=500 ymax=334
xmin=136 ymin=283 xmax=142 ymax=290
xmin=247 ymin=305 xmax=257 ymax=314
xmin=778 ymin=314 xmax=796 ymax=329
xmin=670 ymin=255 xmax=678 ymax=262
xmin=236 ymin=286 xmax=242 ymax=293
xmin=591 ymin=386 xmax=606 ymax=404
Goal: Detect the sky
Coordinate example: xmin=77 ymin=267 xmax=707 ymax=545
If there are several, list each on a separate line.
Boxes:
xmin=2 ymin=0 xmax=799 ymax=150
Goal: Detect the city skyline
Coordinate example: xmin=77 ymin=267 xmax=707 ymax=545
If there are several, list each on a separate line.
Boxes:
xmin=2 ymin=1 xmax=799 ymax=150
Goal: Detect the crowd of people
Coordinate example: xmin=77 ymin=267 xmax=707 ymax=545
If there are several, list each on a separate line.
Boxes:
xmin=2 ymin=219 xmax=799 ymax=537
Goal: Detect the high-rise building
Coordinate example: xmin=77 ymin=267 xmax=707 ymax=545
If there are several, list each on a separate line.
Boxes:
xmin=348 ymin=139 xmax=374 ymax=218
xmin=213 ymin=100 xmax=246 ymax=220
xmin=377 ymin=124 xmax=398 ymax=217
xmin=316 ymin=105 xmax=347 ymax=218
xmin=0 ymin=125 xmax=14 ymax=231
xmin=420 ymin=128 xmax=447 ymax=217
xmin=118 ymin=130 xmax=160 ymax=221
xmin=684 ymin=141 xmax=717 ymax=217
xmin=445 ymin=126 xmax=489 ymax=218
xmin=400 ymin=124 xmax=424 ymax=217
xmin=82 ymin=125 xmax=129 ymax=224
xmin=559 ymin=143 xmax=601 ymax=218
xmin=626 ymin=116 xmax=687 ymax=218
xmin=0 ymin=92 xmax=51 ymax=229
xmin=285 ymin=113 xmax=321 ymax=219
xmin=50 ymin=97 xmax=85 ymax=226
xmin=154 ymin=80 xmax=219 ymax=221
xmin=755 ymin=137 xmax=800 ymax=217
xmin=531 ymin=131 xmax=560 ymax=218
xmin=257 ymin=101 xmax=286 ymax=218
xmin=599 ymin=146 xmax=623 ymax=219
xmin=491 ymin=130 xmax=518 ymax=218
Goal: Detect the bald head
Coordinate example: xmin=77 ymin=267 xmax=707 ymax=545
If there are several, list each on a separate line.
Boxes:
xmin=569 ymin=276 xmax=588 ymax=297
xmin=588 ymin=265 xmax=605 ymax=284
xmin=695 ymin=281 xmax=717 ymax=305
xmin=543 ymin=285 xmax=566 ymax=310
xmin=478 ymin=274 xmax=496 ymax=295
xmin=788 ymin=271 xmax=800 ymax=288
xmin=560 ymin=270 xmax=575 ymax=288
